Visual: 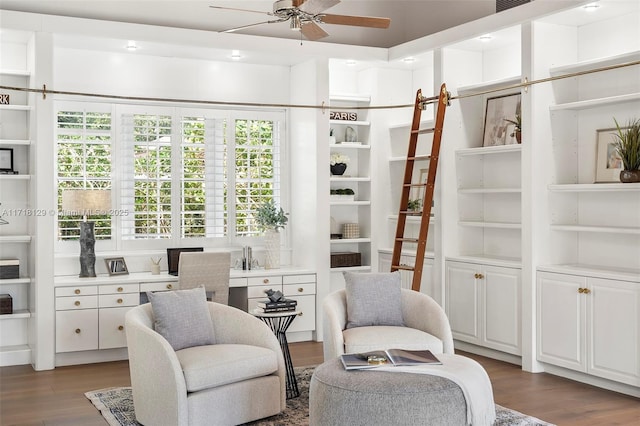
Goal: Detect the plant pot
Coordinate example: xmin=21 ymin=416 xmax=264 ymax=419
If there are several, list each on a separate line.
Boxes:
xmin=264 ymin=229 xmax=280 ymax=269
xmin=329 ymin=135 xmax=337 ymax=144
xmin=330 ymin=163 xmax=347 ymax=175
xmin=515 ymin=130 xmax=521 ymax=144
xmin=620 ymin=169 xmax=640 ymax=183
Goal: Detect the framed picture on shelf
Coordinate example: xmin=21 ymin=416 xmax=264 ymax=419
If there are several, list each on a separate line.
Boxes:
xmin=595 ymin=127 xmax=624 ymax=183
xmin=0 ymin=148 xmax=14 ymax=172
xmin=482 ymin=93 xmax=521 ymax=147
xmin=105 ymin=257 xmax=129 ymax=276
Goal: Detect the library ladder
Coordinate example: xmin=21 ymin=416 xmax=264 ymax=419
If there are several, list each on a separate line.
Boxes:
xmin=390 ymin=83 xmax=450 ymax=291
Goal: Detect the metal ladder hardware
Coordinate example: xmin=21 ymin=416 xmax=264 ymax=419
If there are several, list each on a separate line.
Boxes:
xmin=390 ymin=84 xmax=449 ymax=292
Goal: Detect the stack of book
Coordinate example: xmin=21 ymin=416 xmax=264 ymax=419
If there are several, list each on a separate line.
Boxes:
xmin=256 ymin=298 xmax=297 ymax=313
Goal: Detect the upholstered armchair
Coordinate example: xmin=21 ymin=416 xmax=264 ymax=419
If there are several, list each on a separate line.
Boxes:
xmin=125 ymin=299 xmax=286 ymax=425
xmin=322 ymin=282 xmax=454 ymax=361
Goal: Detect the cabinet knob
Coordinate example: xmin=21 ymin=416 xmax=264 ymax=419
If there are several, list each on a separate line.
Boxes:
xmin=74 ymin=289 xmax=81 ymax=295
xmin=75 ymin=328 xmax=81 ymax=334
xmin=74 ymin=301 xmax=80 ymax=306
xmin=474 ymin=273 xmax=479 ymax=279
xmin=583 ymin=288 xmax=591 ymax=294
xmin=578 ymin=288 xmax=584 ymax=293
xmin=118 ymin=325 xmax=124 ymax=331
xmin=298 ymin=287 xmax=303 ymax=292
xmin=263 ymin=278 xmax=269 ymax=284
xmin=117 ymin=298 xmax=123 ymax=304
xmin=117 ymin=287 xmax=123 ymax=292
xmin=166 ymin=284 xmax=173 ymax=289
xmin=477 ymin=273 xmax=484 ymax=279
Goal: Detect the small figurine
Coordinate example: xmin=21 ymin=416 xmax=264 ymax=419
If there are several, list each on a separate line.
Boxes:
xmin=265 ymin=289 xmax=285 ymax=302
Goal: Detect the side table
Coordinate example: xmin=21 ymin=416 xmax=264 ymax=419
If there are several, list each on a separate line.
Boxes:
xmin=251 ymin=309 xmax=301 ymax=399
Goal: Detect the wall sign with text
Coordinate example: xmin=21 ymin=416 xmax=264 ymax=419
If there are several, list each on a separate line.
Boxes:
xmin=330 ymin=111 xmax=357 ymax=121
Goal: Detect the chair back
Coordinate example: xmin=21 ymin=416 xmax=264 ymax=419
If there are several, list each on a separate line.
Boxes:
xmin=178 ymin=252 xmax=231 ymax=304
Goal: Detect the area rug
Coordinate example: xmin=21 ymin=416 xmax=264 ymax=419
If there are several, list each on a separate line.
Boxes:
xmin=86 ymin=366 xmax=554 ymax=426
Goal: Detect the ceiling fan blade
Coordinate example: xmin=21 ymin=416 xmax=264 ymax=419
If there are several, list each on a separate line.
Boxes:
xmin=219 ymin=19 xmax=288 ymax=34
xmin=301 ymin=21 xmax=329 ymax=41
xmin=320 ymin=13 xmax=391 ymax=29
xmin=209 ymin=5 xmax=272 ymax=17
xmin=298 ymin=0 xmax=341 ymax=15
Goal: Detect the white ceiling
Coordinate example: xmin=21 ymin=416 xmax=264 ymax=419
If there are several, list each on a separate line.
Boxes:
xmin=0 ymin=0 xmax=500 ymax=48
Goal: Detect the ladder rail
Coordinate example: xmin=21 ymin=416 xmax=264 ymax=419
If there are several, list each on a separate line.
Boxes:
xmin=391 ymin=83 xmax=449 ymax=292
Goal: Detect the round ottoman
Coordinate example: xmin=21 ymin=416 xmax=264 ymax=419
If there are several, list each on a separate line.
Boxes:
xmin=309 ymin=357 xmax=467 ymax=426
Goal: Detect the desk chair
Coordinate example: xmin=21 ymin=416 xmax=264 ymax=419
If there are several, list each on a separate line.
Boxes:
xmin=178 ymin=252 xmax=231 ymax=304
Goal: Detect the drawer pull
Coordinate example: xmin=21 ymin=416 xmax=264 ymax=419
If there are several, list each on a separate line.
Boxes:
xmin=298 ymin=287 xmax=303 ymax=293
xmin=166 ymin=284 xmax=173 ymax=290
xmin=75 ymin=328 xmax=81 ymax=334
xmin=75 ymin=289 xmax=81 ymax=295
xmin=118 ymin=325 xmax=124 ymax=331
xmin=117 ymin=298 xmax=123 ymax=304
xmin=74 ymin=301 xmax=81 ymax=306
xmin=117 ymin=287 xmax=123 ymax=292
xmin=263 ymin=278 xmax=269 ymax=284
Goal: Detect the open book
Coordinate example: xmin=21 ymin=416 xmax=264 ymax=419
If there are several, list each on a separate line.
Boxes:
xmin=340 ymin=349 xmax=441 ymax=370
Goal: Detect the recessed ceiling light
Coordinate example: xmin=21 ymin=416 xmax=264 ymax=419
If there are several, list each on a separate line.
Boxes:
xmin=402 ymin=57 xmax=416 ymax=63
xmin=478 ymin=35 xmax=492 ymax=42
xmin=125 ymin=40 xmax=138 ymax=51
xmin=346 ymin=59 xmax=357 ymax=66
xmin=582 ymin=3 xmax=600 ymax=12
xmin=230 ymin=50 xmax=242 ymax=60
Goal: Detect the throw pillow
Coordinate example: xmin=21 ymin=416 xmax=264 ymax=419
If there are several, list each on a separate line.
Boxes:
xmin=344 ymin=271 xmax=404 ymax=329
xmin=147 ymin=286 xmax=215 ymax=351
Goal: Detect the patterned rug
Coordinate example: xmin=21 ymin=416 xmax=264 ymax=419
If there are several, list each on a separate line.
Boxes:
xmin=86 ymin=366 xmax=554 ymax=426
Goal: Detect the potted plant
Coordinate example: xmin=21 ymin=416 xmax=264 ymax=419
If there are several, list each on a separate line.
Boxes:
xmin=504 ymin=113 xmax=521 ymax=144
xmin=255 ymin=200 xmax=288 ymax=269
xmin=330 ymin=153 xmax=350 ymax=175
xmin=613 ymin=117 xmax=640 ymax=183
xmin=407 ymin=198 xmax=422 ymax=211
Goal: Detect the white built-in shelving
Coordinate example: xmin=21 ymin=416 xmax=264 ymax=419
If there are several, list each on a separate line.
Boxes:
xmin=0 ymin=32 xmax=35 ymax=367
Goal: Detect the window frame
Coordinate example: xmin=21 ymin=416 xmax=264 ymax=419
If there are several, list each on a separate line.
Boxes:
xmin=54 ymin=100 xmax=289 ymax=253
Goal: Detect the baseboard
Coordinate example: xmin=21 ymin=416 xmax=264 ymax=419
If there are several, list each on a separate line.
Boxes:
xmin=453 ymin=341 xmax=522 ymax=366
xmin=55 ymin=348 xmax=128 ymax=367
xmin=541 ymin=363 xmax=640 ymax=398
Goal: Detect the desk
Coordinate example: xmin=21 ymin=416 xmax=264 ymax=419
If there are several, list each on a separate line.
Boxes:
xmin=54 ymin=269 xmax=316 ymax=366
xmin=252 ymin=309 xmax=301 ymax=399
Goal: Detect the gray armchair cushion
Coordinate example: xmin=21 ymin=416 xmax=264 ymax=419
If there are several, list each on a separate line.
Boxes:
xmin=344 ymin=271 xmax=404 ymax=329
xmin=147 ymin=286 xmax=215 ymax=351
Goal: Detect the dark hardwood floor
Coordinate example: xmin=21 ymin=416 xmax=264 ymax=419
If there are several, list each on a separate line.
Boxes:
xmin=1 ymin=342 xmax=638 ymax=425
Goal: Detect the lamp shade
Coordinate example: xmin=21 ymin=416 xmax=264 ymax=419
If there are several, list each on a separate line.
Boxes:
xmin=62 ymin=189 xmax=111 ymax=217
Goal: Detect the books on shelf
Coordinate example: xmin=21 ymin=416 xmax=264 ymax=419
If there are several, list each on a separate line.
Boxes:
xmin=256 ymin=298 xmax=297 ymax=313
xmin=340 ymin=349 xmax=441 ymax=370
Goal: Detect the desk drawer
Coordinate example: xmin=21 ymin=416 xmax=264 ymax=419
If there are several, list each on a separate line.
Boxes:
xmin=140 ymin=281 xmax=177 ymax=293
xmin=247 ymin=285 xmax=278 ymax=299
xmin=247 ymin=276 xmax=283 ymax=287
xmin=230 ymin=277 xmax=247 ymax=288
xmin=56 ymin=286 xmax=98 ymax=297
xmin=56 ymin=295 xmax=98 ymax=311
xmin=99 ymin=284 xmax=139 ymax=295
xmin=283 ymin=274 xmax=316 ymax=285
xmin=99 ymin=293 xmax=139 ymax=308
xmin=283 ymin=283 xmax=315 ymax=297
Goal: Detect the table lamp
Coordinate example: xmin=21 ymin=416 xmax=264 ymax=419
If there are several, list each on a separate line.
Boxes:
xmin=61 ymin=189 xmax=111 ymax=278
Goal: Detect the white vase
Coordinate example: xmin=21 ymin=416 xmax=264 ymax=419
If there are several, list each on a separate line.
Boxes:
xmin=264 ymin=229 xmax=281 ymax=269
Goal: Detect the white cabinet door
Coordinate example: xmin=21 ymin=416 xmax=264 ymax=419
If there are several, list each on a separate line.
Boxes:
xmin=99 ymin=307 xmax=132 ymax=350
xmin=483 ymin=265 xmax=521 ymax=355
xmin=446 ymin=261 xmax=481 ymax=345
xmin=286 ymin=294 xmax=315 ymax=333
xmin=588 ymin=278 xmax=640 ymax=386
xmin=537 ymin=272 xmax=586 ymax=372
xmin=55 ymin=309 xmax=99 ymax=353
xmin=378 ymin=252 xmax=391 ymax=274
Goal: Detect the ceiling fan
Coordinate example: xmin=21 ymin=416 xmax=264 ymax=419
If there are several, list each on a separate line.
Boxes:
xmin=210 ymin=0 xmax=391 ymax=41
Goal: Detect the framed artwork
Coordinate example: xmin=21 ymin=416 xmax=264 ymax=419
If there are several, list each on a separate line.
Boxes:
xmin=0 ymin=148 xmax=14 ymax=172
xmin=105 ymin=257 xmax=129 ymax=276
xmin=595 ymin=127 xmax=624 ymax=183
xmin=482 ymin=93 xmax=521 ymax=147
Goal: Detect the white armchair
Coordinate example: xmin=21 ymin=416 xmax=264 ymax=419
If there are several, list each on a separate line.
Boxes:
xmin=125 ymin=302 xmax=286 ymax=425
xmin=322 ymin=288 xmax=454 ymax=361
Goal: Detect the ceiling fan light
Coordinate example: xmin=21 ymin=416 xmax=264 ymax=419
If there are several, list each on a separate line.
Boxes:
xmin=290 ymin=16 xmax=302 ymax=31
xmin=125 ymin=40 xmax=138 ymax=51
xmin=230 ymin=50 xmax=242 ymax=60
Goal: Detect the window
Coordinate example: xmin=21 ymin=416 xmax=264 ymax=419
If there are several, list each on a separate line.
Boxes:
xmin=55 ymin=102 xmax=286 ymax=250
xmin=55 ymin=104 xmax=113 ymax=241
